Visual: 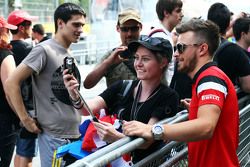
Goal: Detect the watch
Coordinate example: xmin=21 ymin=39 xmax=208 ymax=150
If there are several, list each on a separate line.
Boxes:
xmin=152 ymin=124 xmax=164 ymax=140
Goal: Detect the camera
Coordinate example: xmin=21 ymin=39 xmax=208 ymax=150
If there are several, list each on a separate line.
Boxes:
xmin=64 ymin=57 xmax=75 ymax=74
xmin=119 ymin=49 xmax=133 ymax=59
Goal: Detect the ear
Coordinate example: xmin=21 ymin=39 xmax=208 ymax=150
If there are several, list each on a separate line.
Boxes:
xmin=18 ymin=25 xmax=24 ymax=32
xmin=198 ymin=43 xmax=209 ymax=57
xmin=57 ymin=19 xmax=64 ymax=29
xmin=164 ymin=10 xmax=170 ymax=18
xmin=160 ymin=58 xmax=168 ymax=69
xmin=241 ymin=31 xmax=247 ymax=39
xmin=116 ymin=25 xmax=120 ymax=32
xmin=139 ymin=24 xmax=143 ymax=32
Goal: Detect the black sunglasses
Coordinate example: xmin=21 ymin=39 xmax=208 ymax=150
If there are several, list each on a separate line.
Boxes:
xmin=139 ymin=35 xmax=163 ymax=45
xmin=176 ymin=43 xmax=201 ymax=54
xmin=120 ymin=26 xmax=140 ymax=32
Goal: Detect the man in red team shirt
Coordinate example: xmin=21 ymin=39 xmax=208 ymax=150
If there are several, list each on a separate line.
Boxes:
xmin=123 ymin=18 xmax=239 ymax=167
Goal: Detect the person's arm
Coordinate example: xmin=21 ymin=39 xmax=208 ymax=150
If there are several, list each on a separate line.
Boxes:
xmin=5 ymin=63 xmax=42 ymax=133
xmin=83 ymin=46 xmax=127 ymax=89
xmin=239 ymin=75 xmax=250 ymax=93
xmin=123 ymin=104 xmax=221 ymax=143
xmin=2 ymin=55 xmax=16 ymax=109
xmin=63 ymin=69 xmax=107 ymax=116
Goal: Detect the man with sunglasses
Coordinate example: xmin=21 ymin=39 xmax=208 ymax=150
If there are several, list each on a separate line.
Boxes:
xmin=123 ymin=18 xmax=239 ymax=167
xmin=84 ymin=8 xmax=142 ymax=88
xmin=7 ymin=10 xmax=38 ymax=167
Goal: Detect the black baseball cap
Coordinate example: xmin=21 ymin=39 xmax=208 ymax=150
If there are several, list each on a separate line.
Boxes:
xmin=128 ymin=36 xmax=173 ymax=62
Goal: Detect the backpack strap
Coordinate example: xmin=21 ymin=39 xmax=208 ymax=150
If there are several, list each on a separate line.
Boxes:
xmin=148 ymin=28 xmax=166 ymax=37
xmin=121 ymin=80 xmax=133 ymax=97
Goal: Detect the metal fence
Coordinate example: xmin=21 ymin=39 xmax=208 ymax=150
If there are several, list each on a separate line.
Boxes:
xmin=68 ymin=89 xmax=250 ymax=167
xmin=70 ymin=38 xmax=119 ymax=65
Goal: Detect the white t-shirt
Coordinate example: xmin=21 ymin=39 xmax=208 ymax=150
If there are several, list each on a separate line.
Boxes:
xmin=150 ymin=23 xmax=175 ymax=86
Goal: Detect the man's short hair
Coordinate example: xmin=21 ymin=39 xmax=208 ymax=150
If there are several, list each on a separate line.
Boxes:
xmin=54 ymin=3 xmax=86 ymax=33
xmin=32 ymin=24 xmax=45 ymax=35
xmin=156 ymin=0 xmax=183 ymax=21
xmin=207 ymin=3 xmax=231 ymax=35
xmin=233 ymin=18 xmax=250 ymax=41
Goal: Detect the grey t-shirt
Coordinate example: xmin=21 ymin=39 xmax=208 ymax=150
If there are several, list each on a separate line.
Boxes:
xmin=22 ymin=39 xmax=81 ymax=138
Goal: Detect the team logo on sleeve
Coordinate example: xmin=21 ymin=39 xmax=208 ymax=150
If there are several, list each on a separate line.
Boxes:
xmin=201 ymin=94 xmax=220 ymax=101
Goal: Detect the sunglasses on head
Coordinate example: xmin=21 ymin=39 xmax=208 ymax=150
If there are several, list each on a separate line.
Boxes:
xmin=176 ymin=43 xmax=201 ymax=54
xmin=139 ymin=35 xmax=163 ymax=46
xmin=120 ymin=26 xmax=140 ymax=32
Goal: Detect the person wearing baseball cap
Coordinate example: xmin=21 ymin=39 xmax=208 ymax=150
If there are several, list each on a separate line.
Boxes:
xmin=84 ymin=8 xmax=142 ymax=89
xmin=128 ymin=36 xmax=173 ymax=62
xmin=7 ymin=10 xmax=37 ymax=26
xmin=0 ymin=16 xmax=17 ymax=30
xmin=0 ymin=16 xmax=18 ymax=167
xmin=63 ymin=36 xmax=178 ymax=163
xmin=7 ymin=10 xmax=38 ymax=167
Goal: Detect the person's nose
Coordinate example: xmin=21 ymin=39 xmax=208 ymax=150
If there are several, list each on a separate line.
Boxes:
xmin=134 ymin=58 xmax=143 ymax=67
xmin=174 ymin=50 xmax=179 ymax=59
xmin=127 ymin=29 xmax=133 ymax=36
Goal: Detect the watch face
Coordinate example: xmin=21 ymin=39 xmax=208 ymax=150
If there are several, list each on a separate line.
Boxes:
xmin=154 ymin=125 xmax=163 ymax=134
xmin=152 ymin=124 xmax=164 ymax=140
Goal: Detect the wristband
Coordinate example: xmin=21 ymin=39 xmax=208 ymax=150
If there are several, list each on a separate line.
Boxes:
xmin=73 ymin=103 xmax=84 ymax=109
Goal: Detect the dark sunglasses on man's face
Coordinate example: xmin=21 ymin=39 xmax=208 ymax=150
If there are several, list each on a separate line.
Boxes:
xmin=176 ymin=43 xmax=201 ymax=54
xmin=120 ymin=26 xmax=140 ymax=32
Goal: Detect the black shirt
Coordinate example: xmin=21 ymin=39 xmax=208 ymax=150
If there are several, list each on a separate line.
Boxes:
xmin=0 ymin=49 xmax=20 ymax=129
xmin=11 ymin=40 xmax=34 ymax=110
xmin=99 ymin=80 xmax=179 ymax=163
xmin=214 ymin=38 xmax=250 ymax=85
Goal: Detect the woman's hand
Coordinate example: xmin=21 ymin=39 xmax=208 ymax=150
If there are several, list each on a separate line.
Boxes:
xmin=63 ymin=69 xmax=79 ymax=100
xmin=93 ymin=120 xmax=125 ymax=143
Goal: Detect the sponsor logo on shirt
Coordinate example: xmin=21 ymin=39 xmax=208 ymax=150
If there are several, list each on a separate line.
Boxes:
xmin=201 ymin=94 xmax=220 ymax=101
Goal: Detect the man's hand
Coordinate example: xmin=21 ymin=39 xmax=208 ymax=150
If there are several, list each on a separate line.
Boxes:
xmin=63 ymin=69 xmax=79 ymax=100
xmin=22 ymin=116 xmax=42 ymax=134
xmin=109 ymin=46 xmax=128 ymax=64
xmin=180 ymin=98 xmax=191 ymax=111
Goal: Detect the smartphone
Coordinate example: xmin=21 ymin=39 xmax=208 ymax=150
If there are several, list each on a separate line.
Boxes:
xmin=64 ymin=57 xmax=75 ymax=74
